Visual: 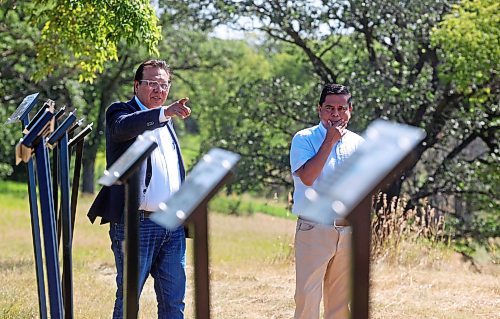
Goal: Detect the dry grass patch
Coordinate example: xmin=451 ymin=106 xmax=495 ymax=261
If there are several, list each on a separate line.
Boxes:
xmin=371 ymin=262 xmax=500 ymax=319
xmin=1 ymin=194 xmax=499 ymax=318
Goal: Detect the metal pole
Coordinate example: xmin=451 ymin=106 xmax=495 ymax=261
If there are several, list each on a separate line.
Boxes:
xmin=59 ymin=134 xmax=74 ymax=319
xmin=348 ymin=196 xmax=372 ymax=319
xmin=68 ymin=122 xmax=92 ymax=243
xmin=53 ymin=143 xmax=59 ymax=234
xmin=124 ymin=169 xmax=140 ymax=319
xmin=21 ymin=117 xmax=48 ymax=319
xmin=35 ymin=137 xmax=64 ymax=319
xmin=192 ymin=205 xmax=211 ymax=319
xmin=70 ymin=140 xmax=84 ymax=242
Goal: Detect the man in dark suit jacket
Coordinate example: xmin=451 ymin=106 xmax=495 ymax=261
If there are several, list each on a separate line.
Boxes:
xmin=88 ymin=59 xmax=191 ymax=319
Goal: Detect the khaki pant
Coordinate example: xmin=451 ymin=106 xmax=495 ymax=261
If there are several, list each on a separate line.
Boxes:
xmin=294 ymin=218 xmax=352 ymax=319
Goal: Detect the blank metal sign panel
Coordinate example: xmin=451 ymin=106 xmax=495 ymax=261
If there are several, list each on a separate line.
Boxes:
xmin=98 ymin=131 xmax=158 ymax=186
xmin=151 ymin=148 xmax=240 ymax=230
xmin=6 ymin=92 xmax=40 ymax=124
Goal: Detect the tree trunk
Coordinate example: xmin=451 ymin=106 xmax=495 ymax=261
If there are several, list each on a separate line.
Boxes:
xmin=79 ymin=56 xmax=131 ymax=193
xmin=81 ymin=158 xmax=95 ymax=194
xmin=80 ymin=119 xmax=105 ymax=194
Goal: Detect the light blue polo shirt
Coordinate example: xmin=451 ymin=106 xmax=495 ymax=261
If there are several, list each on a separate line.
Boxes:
xmin=290 ymin=122 xmax=364 ymax=216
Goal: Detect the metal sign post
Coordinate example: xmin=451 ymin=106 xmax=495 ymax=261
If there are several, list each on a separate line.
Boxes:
xmin=47 ymin=111 xmax=78 ymax=319
xmin=21 ymin=99 xmax=50 ymax=133
xmin=52 ymin=107 xmax=67 ymax=218
xmin=68 ymin=123 xmax=93 ymax=242
xmin=18 ymin=103 xmax=64 ymax=319
xmin=55 ymin=117 xmax=80 ymax=245
xmin=97 ymin=132 xmax=158 ymax=319
xmin=5 ymin=93 xmax=47 ymax=319
xmin=9 ymin=94 xmax=92 ymax=319
xmin=296 ymin=120 xmax=426 ymax=319
xmin=151 ymin=148 xmax=240 ymax=319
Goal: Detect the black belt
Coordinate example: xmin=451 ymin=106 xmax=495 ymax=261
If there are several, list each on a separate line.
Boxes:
xmin=299 ymin=216 xmax=350 ymax=227
xmin=139 ymin=210 xmax=154 ymax=218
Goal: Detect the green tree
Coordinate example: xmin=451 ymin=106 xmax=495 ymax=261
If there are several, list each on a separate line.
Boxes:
xmin=30 ymin=0 xmax=161 ymax=82
xmin=0 ymin=1 xmax=237 ymax=192
xmin=431 ymin=0 xmax=499 ymax=91
xmin=1 ymin=2 xmax=76 ymax=180
xmin=76 ymin=17 xmax=252 ymax=193
xmin=1 ymin=0 xmax=161 ymax=182
xmin=428 ymin=0 xmax=499 ymax=246
xmin=158 ymin=0 xmax=499 ymax=214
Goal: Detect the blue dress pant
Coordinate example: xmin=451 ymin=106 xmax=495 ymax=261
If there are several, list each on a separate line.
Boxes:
xmin=109 ymin=217 xmax=186 ymax=319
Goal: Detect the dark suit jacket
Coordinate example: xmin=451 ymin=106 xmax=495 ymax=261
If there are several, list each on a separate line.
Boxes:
xmin=87 ymin=98 xmax=169 ymax=224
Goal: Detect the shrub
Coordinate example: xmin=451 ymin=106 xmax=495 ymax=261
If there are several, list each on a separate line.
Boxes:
xmin=371 ymin=194 xmax=448 ymax=263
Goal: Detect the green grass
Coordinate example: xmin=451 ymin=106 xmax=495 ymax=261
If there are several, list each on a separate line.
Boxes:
xmin=0 ymin=180 xmax=295 ymax=318
xmin=209 ymin=192 xmax=294 ymax=219
xmin=0 ymin=182 xmax=31 ymax=244
xmin=1 ymin=180 xmax=498 ymax=319
xmin=0 ymin=180 xmax=28 ymax=199
xmin=179 ymin=132 xmax=294 ymax=219
xmin=178 ymin=133 xmax=202 ymax=169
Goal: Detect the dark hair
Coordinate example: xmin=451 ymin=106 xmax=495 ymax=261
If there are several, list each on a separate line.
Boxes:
xmin=134 ymin=59 xmax=171 ymax=82
xmin=318 ymin=83 xmax=351 ymax=105
xmin=133 ymin=59 xmax=171 ymax=94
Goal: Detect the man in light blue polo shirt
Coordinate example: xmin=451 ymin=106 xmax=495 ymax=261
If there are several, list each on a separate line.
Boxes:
xmin=290 ymin=84 xmax=364 ymax=319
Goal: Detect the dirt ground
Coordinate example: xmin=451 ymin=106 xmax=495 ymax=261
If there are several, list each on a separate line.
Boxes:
xmin=2 ymin=206 xmax=498 ymax=318
xmin=128 ymin=213 xmax=499 ymax=319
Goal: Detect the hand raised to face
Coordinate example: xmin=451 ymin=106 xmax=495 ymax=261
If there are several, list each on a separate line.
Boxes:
xmin=324 ymin=119 xmax=347 ymax=143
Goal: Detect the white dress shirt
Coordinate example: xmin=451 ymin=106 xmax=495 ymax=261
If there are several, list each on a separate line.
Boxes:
xmin=134 ymin=96 xmax=182 ymax=211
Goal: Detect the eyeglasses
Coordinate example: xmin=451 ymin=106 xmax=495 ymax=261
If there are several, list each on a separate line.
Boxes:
xmin=321 ymin=104 xmax=350 ymax=113
xmin=139 ymin=80 xmax=171 ymax=91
